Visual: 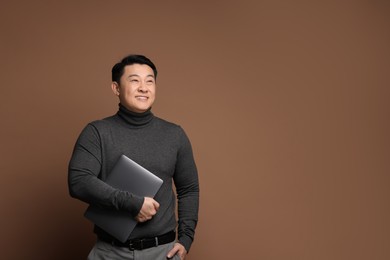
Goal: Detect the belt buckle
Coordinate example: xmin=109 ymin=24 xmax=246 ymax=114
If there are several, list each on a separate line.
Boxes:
xmin=129 ymin=241 xmax=135 ymax=251
xmin=129 ymin=239 xmax=144 ymax=251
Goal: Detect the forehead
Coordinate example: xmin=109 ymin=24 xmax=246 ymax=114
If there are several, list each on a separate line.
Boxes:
xmin=123 ymin=64 xmax=155 ymax=77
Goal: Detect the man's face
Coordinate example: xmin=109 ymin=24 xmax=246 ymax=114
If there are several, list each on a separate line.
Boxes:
xmin=113 ymin=64 xmax=156 ymax=113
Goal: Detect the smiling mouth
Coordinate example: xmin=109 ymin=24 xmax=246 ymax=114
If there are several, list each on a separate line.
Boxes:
xmin=135 ymin=96 xmax=148 ymax=100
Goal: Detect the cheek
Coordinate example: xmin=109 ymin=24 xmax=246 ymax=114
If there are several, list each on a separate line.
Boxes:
xmin=150 ymin=88 xmax=156 ymax=99
xmin=120 ymin=92 xmax=134 ymax=104
xmin=123 ymin=88 xmax=136 ymax=97
xmin=149 ymin=96 xmax=156 ymax=105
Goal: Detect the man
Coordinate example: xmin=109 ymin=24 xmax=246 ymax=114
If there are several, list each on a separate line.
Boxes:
xmin=68 ymin=54 xmax=199 ymax=260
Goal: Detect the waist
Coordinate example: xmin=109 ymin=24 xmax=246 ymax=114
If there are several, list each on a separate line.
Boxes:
xmin=98 ymin=230 xmax=176 ymax=251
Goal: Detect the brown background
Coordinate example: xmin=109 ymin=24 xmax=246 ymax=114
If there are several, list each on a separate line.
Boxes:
xmin=1 ymin=1 xmax=389 ymax=259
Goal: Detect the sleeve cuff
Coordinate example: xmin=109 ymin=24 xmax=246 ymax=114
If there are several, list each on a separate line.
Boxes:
xmin=121 ymin=192 xmax=144 ymax=217
xmin=178 ymin=235 xmax=194 ymax=253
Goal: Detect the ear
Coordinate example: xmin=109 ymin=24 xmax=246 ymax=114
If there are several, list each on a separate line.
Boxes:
xmin=111 ymin=82 xmax=120 ymax=96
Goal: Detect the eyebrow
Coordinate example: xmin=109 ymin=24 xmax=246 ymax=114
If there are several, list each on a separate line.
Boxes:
xmin=127 ymin=74 xmax=155 ymax=79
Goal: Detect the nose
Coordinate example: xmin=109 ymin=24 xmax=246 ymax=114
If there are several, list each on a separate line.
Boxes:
xmin=138 ymin=81 xmax=148 ymax=92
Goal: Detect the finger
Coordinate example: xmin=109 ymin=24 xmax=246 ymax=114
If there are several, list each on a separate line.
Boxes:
xmin=153 ymin=200 xmax=160 ymax=210
xmin=136 ymin=214 xmax=148 ymax=222
xmin=166 ymin=245 xmax=179 ymax=259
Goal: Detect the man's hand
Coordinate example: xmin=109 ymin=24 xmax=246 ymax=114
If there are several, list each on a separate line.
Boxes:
xmin=167 ymin=243 xmax=187 ymax=260
xmin=135 ymin=197 xmax=159 ymax=222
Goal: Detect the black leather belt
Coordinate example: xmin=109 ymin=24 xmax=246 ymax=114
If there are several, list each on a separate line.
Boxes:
xmin=99 ymin=231 xmax=176 ymax=251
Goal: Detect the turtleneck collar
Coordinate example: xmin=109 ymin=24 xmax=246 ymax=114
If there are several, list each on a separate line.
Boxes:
xmin=117 ymin=103 xmax=154 ymax=127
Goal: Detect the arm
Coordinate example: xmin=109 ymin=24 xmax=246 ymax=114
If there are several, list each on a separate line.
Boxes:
xmin=68 ymin=123 xmax=144 ymax=217
xmin=173 ymin=128 xmax=200 ymax=252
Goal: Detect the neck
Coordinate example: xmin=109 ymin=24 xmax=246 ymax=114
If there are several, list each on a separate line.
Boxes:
xmin=117 ymin=103 xmax=154 ymax=126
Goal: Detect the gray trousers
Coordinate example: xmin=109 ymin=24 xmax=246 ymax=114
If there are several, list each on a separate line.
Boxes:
xmin=87 ymin=239 xmax=180 ymax=260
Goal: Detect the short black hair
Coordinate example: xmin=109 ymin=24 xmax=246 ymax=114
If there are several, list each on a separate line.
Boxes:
xmin=111 ymin=54 xmax=157 ymax=83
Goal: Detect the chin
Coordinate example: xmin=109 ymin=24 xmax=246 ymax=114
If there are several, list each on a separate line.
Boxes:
xmin=136 ymin=106 xmax=151 ymax=112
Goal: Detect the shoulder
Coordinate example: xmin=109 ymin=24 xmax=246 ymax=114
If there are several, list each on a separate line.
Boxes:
xmin=153 ymin=116 xmax=192 ymax=144
xmin=88 ymin=115 xmax=117 ymax=129
xmin=153 ymin=116 xmax=179 ymax=127
xmin=76 ymin=115 xmax=117 ymax=139
xmin=153 ymin=116 xmax=184 ymax=133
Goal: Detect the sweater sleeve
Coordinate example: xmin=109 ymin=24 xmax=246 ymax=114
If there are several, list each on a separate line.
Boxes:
xmin=173 ymin=127 xmax=200 ymax=252
xmin=68 ymin=123 xmax=144 ymax=217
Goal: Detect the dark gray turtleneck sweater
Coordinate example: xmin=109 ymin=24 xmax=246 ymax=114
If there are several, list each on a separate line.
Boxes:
xmin=68 ymin=104 xmax=199 ymax=251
